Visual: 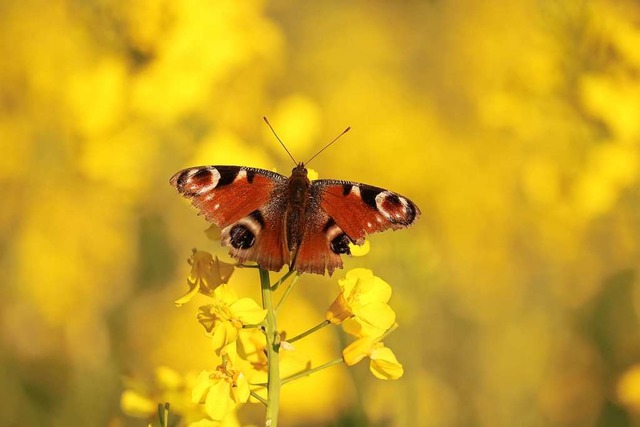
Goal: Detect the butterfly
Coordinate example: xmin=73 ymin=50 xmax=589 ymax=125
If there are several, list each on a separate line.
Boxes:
xmin=170 ymin=118 xmax=420 ymax=275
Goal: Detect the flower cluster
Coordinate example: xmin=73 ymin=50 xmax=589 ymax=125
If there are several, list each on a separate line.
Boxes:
xmin=122 ymin=248 xmax=404 ymax=426
xmin=326 ymin=268 xmax=404 ymax=379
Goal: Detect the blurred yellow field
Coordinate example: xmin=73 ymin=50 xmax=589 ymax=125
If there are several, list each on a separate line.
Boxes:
xmin=1 ymin=1 xmax=640 ymax=426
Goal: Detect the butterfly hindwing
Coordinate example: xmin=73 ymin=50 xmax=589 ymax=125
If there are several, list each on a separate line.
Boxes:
xmin=294 ymin=208 xmax=350 ymax=275
xmin=170 ymin=166 xmax=291 ymax=270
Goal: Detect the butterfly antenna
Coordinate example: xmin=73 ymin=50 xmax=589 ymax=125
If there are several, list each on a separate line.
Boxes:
xmin=305 ymin=126 xmax=351 ymax=165
xmin=263 ymin=117 xmax=297 ymax=165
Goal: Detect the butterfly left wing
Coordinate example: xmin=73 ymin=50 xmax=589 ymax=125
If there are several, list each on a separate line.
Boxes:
xmin=170 ymin=165 xmax=291 ymax=271
xmin=293 ymin=179 xmax=421 ymax=275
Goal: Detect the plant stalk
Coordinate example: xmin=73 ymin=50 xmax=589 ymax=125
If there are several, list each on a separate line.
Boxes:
xmin=260 ymin=268 xmax=280 ymax=427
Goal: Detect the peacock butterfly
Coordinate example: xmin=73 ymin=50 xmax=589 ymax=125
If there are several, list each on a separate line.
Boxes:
xmin=170 ymin=118 xmax=420 ymax=275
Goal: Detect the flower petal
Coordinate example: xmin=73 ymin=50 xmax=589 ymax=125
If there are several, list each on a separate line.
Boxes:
xmin=342 ymin=336 xmax=375 ymax=366
xmin=349 ymin=239 xmax=370 ymax=257
xmin=230 ymin=298 xmax=267 ymax=324
xmin=370 ymin=346 xmax=404 ymax=380
xmin=232 ymin=371 xmax=251 ymax=403
xmin=325 ymin=292 xmax=353 ymax=324
xmin=192 ymin=370 xmax=215 ymax=404
xmin=342 ymin=317 xmax=386 ymax=339
xmin=211 ymin=321 xmax=239 ymax=354
xmin=188 ymin=418 xmax=219 ymax=427
xmin=353 ymin=275 xmax=392 ymax=306
xmin=214 ymin=284 xmax=239 ymax=306
xmin=174 ymin=276 xmax=201 ymax=306
xmin=204 ymin=380 xmax=235 ymax=420
xmin=356 ymin=301 xmax=396 ymax=331
xmin=340 ymin=268 xmax=374 ymax=295
xmin=120 ymin=390 xmax=156 ymax=417
xmin=155 ymin=366 xmax=183 ymax=389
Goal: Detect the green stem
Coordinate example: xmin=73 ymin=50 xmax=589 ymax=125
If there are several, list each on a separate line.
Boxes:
xmin=235 ymin=263 xmax=260 ymax=269
xmin=260 ymin=268 xmax=280 ymax=427
xmin=271 ymin=268 xmax=295 ymax=291
xmin=275 ymin=273 xmax=300 ymax=312
xmin=157 ymin=403 xmax=170 ymax=427
xmin=281 ymin=358 xmax=344 ymax=386
xmin=250 ymin=391 xmax=269 ymax=406
xmin=287 ymin=320 xmax=330 ymax=344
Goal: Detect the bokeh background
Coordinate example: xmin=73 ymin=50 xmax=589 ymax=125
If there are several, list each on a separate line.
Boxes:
xmin=2 ymin=0 xmax=640 ymax=426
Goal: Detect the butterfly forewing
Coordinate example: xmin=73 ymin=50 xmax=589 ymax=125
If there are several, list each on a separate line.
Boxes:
xmin=311 ymin=180 xmax=420 ymax=241
xmin=170 ymin=166 xmax=287 ymax=226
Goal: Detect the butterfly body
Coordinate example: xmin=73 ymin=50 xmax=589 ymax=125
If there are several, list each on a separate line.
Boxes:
xmin=171 ymin=163 xmax=420 ymax=275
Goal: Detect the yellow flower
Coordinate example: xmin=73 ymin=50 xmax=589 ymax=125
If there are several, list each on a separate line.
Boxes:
xmin=188 ymin=411 xmax=242 ymax=427
xmin=348 ymin=238 xmax=370 ymax=257
xmin=342 ymin=337 xmax=404 ymax=380
xmin=617 ymin=364 xmax=640 ymax=412
xmin=235 ymin=328 xmax=310 ymax=391
xmin=120 ymin=367 xmax=208 ymax=424
xmin=326 ymin=268 xmax=396 ymax=337
xmin=175 ymin=250 xmax=235 ymax=306
xmin=197 ymin=285 xmax=267 ymax=354
xmin=192 ymin=362 xmax=251 ymax=421
xmin=120 ymin=389 xmax=156 ymax=417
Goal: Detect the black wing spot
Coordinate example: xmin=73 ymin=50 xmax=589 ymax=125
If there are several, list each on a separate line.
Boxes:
xmin=246 ymin=169 xmax=256 ymax=184
xmin=380 ymin=194 xmax=418 ymax=225
xmin=330 ymin=233 xmax=351 ymax=255
xmin=323 ymin=217 xmax=336 ymax=232
xmin=175 ymin=170 xmax=191 ymax=190
xmin=342 ymin=184 xmax=353 ymax=196
xmin=229 ymin=224 xmax=256 ymax=249
xmin=385 ymin=194 xmax=402 ymax=207
xmin=217 ymin=168 xmax=239 ymax=187
xmin=249 ymin=210 xmax=265 ymax=228
xmin=192 ymin=168 xmax=213 ymax=181
xmin=403 ymin=202 xmax=417 ymax=224
xmin=360 ymin=187 xmax=380 ymax=210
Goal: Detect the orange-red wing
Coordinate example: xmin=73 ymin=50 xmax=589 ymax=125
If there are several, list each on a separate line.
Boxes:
xmin=293 ymin=180 xmax=420 ymax=275
xmin=170 ymin=166 xmax=287 ymax=228
xmin=312 ymin=180 xmax=421 ymax=242
xmin=293 ymin=209 xmax=344 ymax=275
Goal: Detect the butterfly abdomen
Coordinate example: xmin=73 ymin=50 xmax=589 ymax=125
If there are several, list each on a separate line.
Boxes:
xmin=283 ymin=165 xmax=312 ymax=256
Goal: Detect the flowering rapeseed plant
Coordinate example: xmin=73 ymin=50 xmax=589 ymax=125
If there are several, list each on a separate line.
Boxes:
xmin=122 ymin=240 xmax=406 ymax=426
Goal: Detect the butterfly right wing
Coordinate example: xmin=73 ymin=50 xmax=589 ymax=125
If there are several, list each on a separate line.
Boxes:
xmin=293 ymin=179 xmax=420 ymax=275
xmin=170 ymin=166 xmax=291 ymax=271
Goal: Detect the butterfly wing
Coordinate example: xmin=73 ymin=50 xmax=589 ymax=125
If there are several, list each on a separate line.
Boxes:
xmin=170 ymin=166 xmax=291 ymax=271
xmin=293 ymin=179 xmax=421 ymax=275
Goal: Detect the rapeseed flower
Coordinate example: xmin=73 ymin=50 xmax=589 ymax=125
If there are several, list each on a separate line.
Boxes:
xmin=326 ymin=268 xmax=396 ymax=337
xmin=192 ymin=361 xmax=250 ymax=421
xmin=175 ymin=250 xmax=235 ymax=306
xmin=197 ymin=285 xmax=267 ymax=354
xmin=342 ymin=336 xmax=404 ymax=380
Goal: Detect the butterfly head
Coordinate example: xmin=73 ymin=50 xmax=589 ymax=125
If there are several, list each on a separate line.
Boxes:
xmin=292 ymin=162 xmax=308 ymax=177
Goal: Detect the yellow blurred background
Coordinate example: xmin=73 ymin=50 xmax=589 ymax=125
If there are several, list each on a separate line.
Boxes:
xmin=2 ymin=0 xmax=640 ymax=426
